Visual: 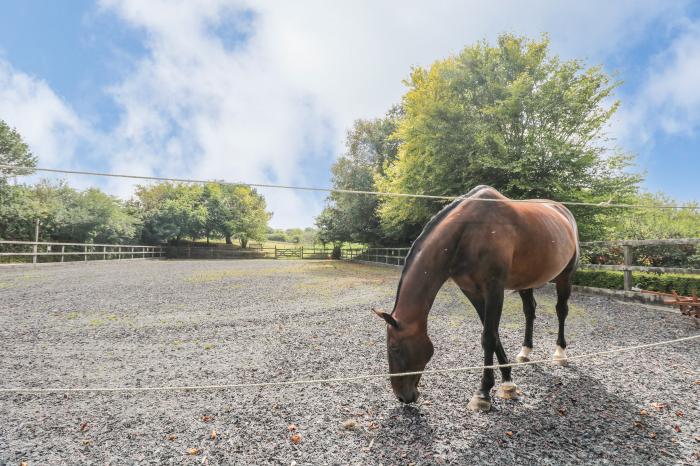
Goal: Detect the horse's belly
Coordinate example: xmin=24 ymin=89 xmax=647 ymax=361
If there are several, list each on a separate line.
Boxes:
xmin=505 ymin=244 xmax=574 ymax=291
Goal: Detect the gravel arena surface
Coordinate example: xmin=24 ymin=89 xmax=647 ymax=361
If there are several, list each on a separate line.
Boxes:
xmin=0 ymin=259 xmax=699 ymax=465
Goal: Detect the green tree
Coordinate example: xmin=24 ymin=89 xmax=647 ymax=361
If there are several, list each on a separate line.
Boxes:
xmin=376 ymin=34 xmax=640 ymax=242
xmin=52 ymin=188 xmax=140 ymax=244
xmin=0 ymin=120 xmax=36 ymax=178
xmin=228 ymin=186 xmax=270 ymax=248
xmin=316 ymin=107 xmax=401 ymax=245
xmin=135 ymin=183 xmax=207 ymax=243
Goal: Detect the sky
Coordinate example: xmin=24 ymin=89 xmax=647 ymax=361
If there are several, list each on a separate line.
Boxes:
xmin=1 ymin=1 xmax=700 ymax=228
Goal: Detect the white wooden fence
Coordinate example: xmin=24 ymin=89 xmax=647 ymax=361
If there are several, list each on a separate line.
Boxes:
xmin=0 ymin=240 xmax=164 ymax=264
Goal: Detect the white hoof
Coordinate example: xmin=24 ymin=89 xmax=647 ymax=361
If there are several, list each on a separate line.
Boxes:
xmin=495 ymin=381 xmax=520 ymax=400
xmin=552 ymin=345 xmax=568 ymax=366
xmin=467 ymin=394 xmax=491 ymax=412
xmin=516 ymin=346 xmax=532 ymax=363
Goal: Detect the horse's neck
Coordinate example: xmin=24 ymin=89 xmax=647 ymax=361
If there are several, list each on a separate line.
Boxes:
xmin=394 ymin=230 xmax=456 ymax=326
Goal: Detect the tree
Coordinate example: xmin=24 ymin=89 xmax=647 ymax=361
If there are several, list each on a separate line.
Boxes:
xmin=135 ymin=183 xmax=207 ymax=243
xmin=227 ymin=186 xmax=270 ymax=248
xmin=375 ymin=34 xmax=640 ymax=243
xmin=52 ymin=188 xmax=140 ymax=244
xmin=316 ymin=107 xmax=401 ymax=245
xmin=0 ymin=119 xmax=36 ymax=178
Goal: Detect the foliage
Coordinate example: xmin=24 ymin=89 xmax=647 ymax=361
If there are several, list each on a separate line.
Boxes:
xmin=0 ymin=180 xmax=140 ymax=244
xmin=0 ymin=119 xmax=36 ymax=178
xmin=316 ymin=107 xmax=401 ymax=245
xmin=134 ymin=182 xmax=270 ymax=246
xmin=367 ymin=34 xmax=640 ymax=243
xmin=135 ymin=183 xmax=207 ymax=243
xmin=267 ymin=227 xmax=319 ymax=245
xmin=573 ymin=270 xmax=700 ymax=295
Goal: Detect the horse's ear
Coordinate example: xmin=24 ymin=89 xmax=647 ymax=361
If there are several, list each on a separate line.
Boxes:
xmin=372 ymin=308 xmax=398 ymax=329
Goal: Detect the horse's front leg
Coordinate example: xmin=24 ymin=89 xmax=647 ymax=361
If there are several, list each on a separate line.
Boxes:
xmin=462 ymin=289 xmax=518 ymax=402
xmin=467 ymin=281 xmax=507 ymax=412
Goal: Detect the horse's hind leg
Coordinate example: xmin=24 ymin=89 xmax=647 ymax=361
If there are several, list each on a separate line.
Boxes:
xmin=516 ymin=289 xmax=536 ymax=362
xmin=553 ymin=270 xmax=573 ymax=366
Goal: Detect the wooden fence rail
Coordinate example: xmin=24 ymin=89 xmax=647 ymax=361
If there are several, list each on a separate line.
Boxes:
xmin=0 ymin=240 xmax=164 ymax=264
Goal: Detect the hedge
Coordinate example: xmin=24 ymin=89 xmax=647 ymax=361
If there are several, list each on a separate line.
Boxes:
xmin=573 ymin=270 xmax=700 ymax=296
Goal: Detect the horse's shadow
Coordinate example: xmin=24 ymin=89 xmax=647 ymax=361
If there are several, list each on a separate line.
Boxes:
xmin=370 ymin=366 xmax=684 ymax=465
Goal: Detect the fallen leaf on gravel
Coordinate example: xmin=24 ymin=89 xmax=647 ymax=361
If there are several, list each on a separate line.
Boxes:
xmin=210 ymin=430 xmax=217 ymax=440
xmin=675 ymin=410 xmax=684 ymax=417
xmin=287 ymin=424 xmax=297 ymax=431
xmin=648 ymin=432 xmax=657 ymax=439
xmin=650 ymin=402 xmax=666 ymax=411
xmin=186 ymin=448 xmax=201 ymax=455
xmin=558 ymin=407 xmax=567 ymax=416
xmin=20 ymin=463 xmax=28 ymax=466
xmin=367 ymin=421 xmax=380 ymax=430
xmin=202 ymin=415 xmax=214 ymax=422
xmin=167 ymin=435 xmax=177 ymax=441
xmin=694 ymin=436 xmax=700 ymax=442
xmin=82 ymin=439 xmax=93 ymax=446
xmin=634 ymin=421 xmax=643 ymax=428
xmin=673 ymin=425 xmax=681 ymax=433
xmin=505 ymin=431 xmax=513 ymax=438
xmin=79 ymin=422 xmax=88 ymax=432
xmin=639 ymin=409 xmax=648 ymax=416
xmin=290 ymin=433 xmax=302 ymax=444
xmin=341 ymin=419 xmax=357 ymax=430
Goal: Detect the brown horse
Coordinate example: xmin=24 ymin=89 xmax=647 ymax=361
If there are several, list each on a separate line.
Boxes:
xmin=373 ymin=185 xmax=579 ymax=411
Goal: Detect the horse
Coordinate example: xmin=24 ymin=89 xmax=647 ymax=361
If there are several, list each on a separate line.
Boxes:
xmin=373 ymin=185 xmax=579 ymax=411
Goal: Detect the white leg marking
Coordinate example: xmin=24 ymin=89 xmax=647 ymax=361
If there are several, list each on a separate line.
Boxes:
xmin=553 ymin=345 xmax=568 ymax=366
xmin=516 ymin=346 xmax=532 ymax=363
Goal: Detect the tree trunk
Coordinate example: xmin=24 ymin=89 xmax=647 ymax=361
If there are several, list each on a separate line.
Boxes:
xmin=240 ymin=238 xmax=248 ymax=249
xmin=225 ymin=234 xmax=232 ymax=245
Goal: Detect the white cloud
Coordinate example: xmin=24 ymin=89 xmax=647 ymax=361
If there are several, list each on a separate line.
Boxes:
xmin=0 ymin=60 xmax=87 ymax=168
xmin=1 ymin=0 xmax=694 ymax=226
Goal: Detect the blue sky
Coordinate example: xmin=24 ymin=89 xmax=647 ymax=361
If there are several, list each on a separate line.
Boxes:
xmin=1 ymin=1 xmax=699 ymax=227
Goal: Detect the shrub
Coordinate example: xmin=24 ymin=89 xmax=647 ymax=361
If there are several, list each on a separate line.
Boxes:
xmin=573 ymin=270 xmax=700 ymax=295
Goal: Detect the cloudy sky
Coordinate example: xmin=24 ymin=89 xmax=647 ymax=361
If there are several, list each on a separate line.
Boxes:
xmin=1 ymin=1 xmax=699 ymax=227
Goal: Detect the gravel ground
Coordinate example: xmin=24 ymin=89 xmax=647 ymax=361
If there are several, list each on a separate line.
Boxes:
xmin=0 ymin=259 xmax=698 ymax=465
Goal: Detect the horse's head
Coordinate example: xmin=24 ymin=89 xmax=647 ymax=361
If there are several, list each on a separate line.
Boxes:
xmin=373 ymin=308 xmax=434 ymax=403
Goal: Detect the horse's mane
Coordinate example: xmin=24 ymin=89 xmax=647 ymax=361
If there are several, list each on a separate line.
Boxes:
xmin=390 ymin=185 xmax=493 ymax=315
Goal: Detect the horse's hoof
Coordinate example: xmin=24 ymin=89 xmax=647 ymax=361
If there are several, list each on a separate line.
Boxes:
xmin=467 ymin=394 xmax=491 ymax=412
xmin=495 ymin=381 xmax=520 ymax=400
xmin=552 ymin=345 xmax=568 ymax=366
xmin=516 ymin=346 xmax=532 ymax=363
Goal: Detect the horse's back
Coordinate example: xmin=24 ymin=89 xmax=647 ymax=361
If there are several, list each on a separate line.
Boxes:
xmin=451 ymin=188 xmax=578 ymax=291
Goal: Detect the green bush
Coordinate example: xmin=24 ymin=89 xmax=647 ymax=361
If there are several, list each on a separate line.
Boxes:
xmin=573 ymin=270 xmax=700 ymax=295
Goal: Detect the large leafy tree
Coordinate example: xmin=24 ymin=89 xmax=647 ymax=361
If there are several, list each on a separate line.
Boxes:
xmin=135 ymin=183 xmax=207 ymax=243
xmin=316 ymin=107 xmax=401 ymax=245
xmin=376 ymin=34 xmax=640 ymax=242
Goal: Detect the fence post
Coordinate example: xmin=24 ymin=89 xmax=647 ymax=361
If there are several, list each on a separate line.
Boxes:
xmin=274 ymin=245 xmax=277 ymax=259
xmin=84 ymin=245 xmax=88 ymax=262
xmin=301 ymin=246 xmax=304 ymax=259
xmin=623 ymin=245 xmax=632 ymax=291
xmin=61 ymin=245 xmax=65 ymax=263
xmin=103 ymin=246 xmax=107 ymax=261
xmin=32 ymin=219 xmax=40 ymax=265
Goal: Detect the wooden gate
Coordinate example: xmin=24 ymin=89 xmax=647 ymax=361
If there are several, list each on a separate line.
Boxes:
xmin=275 ymin=248 xmax=302 ymax=259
